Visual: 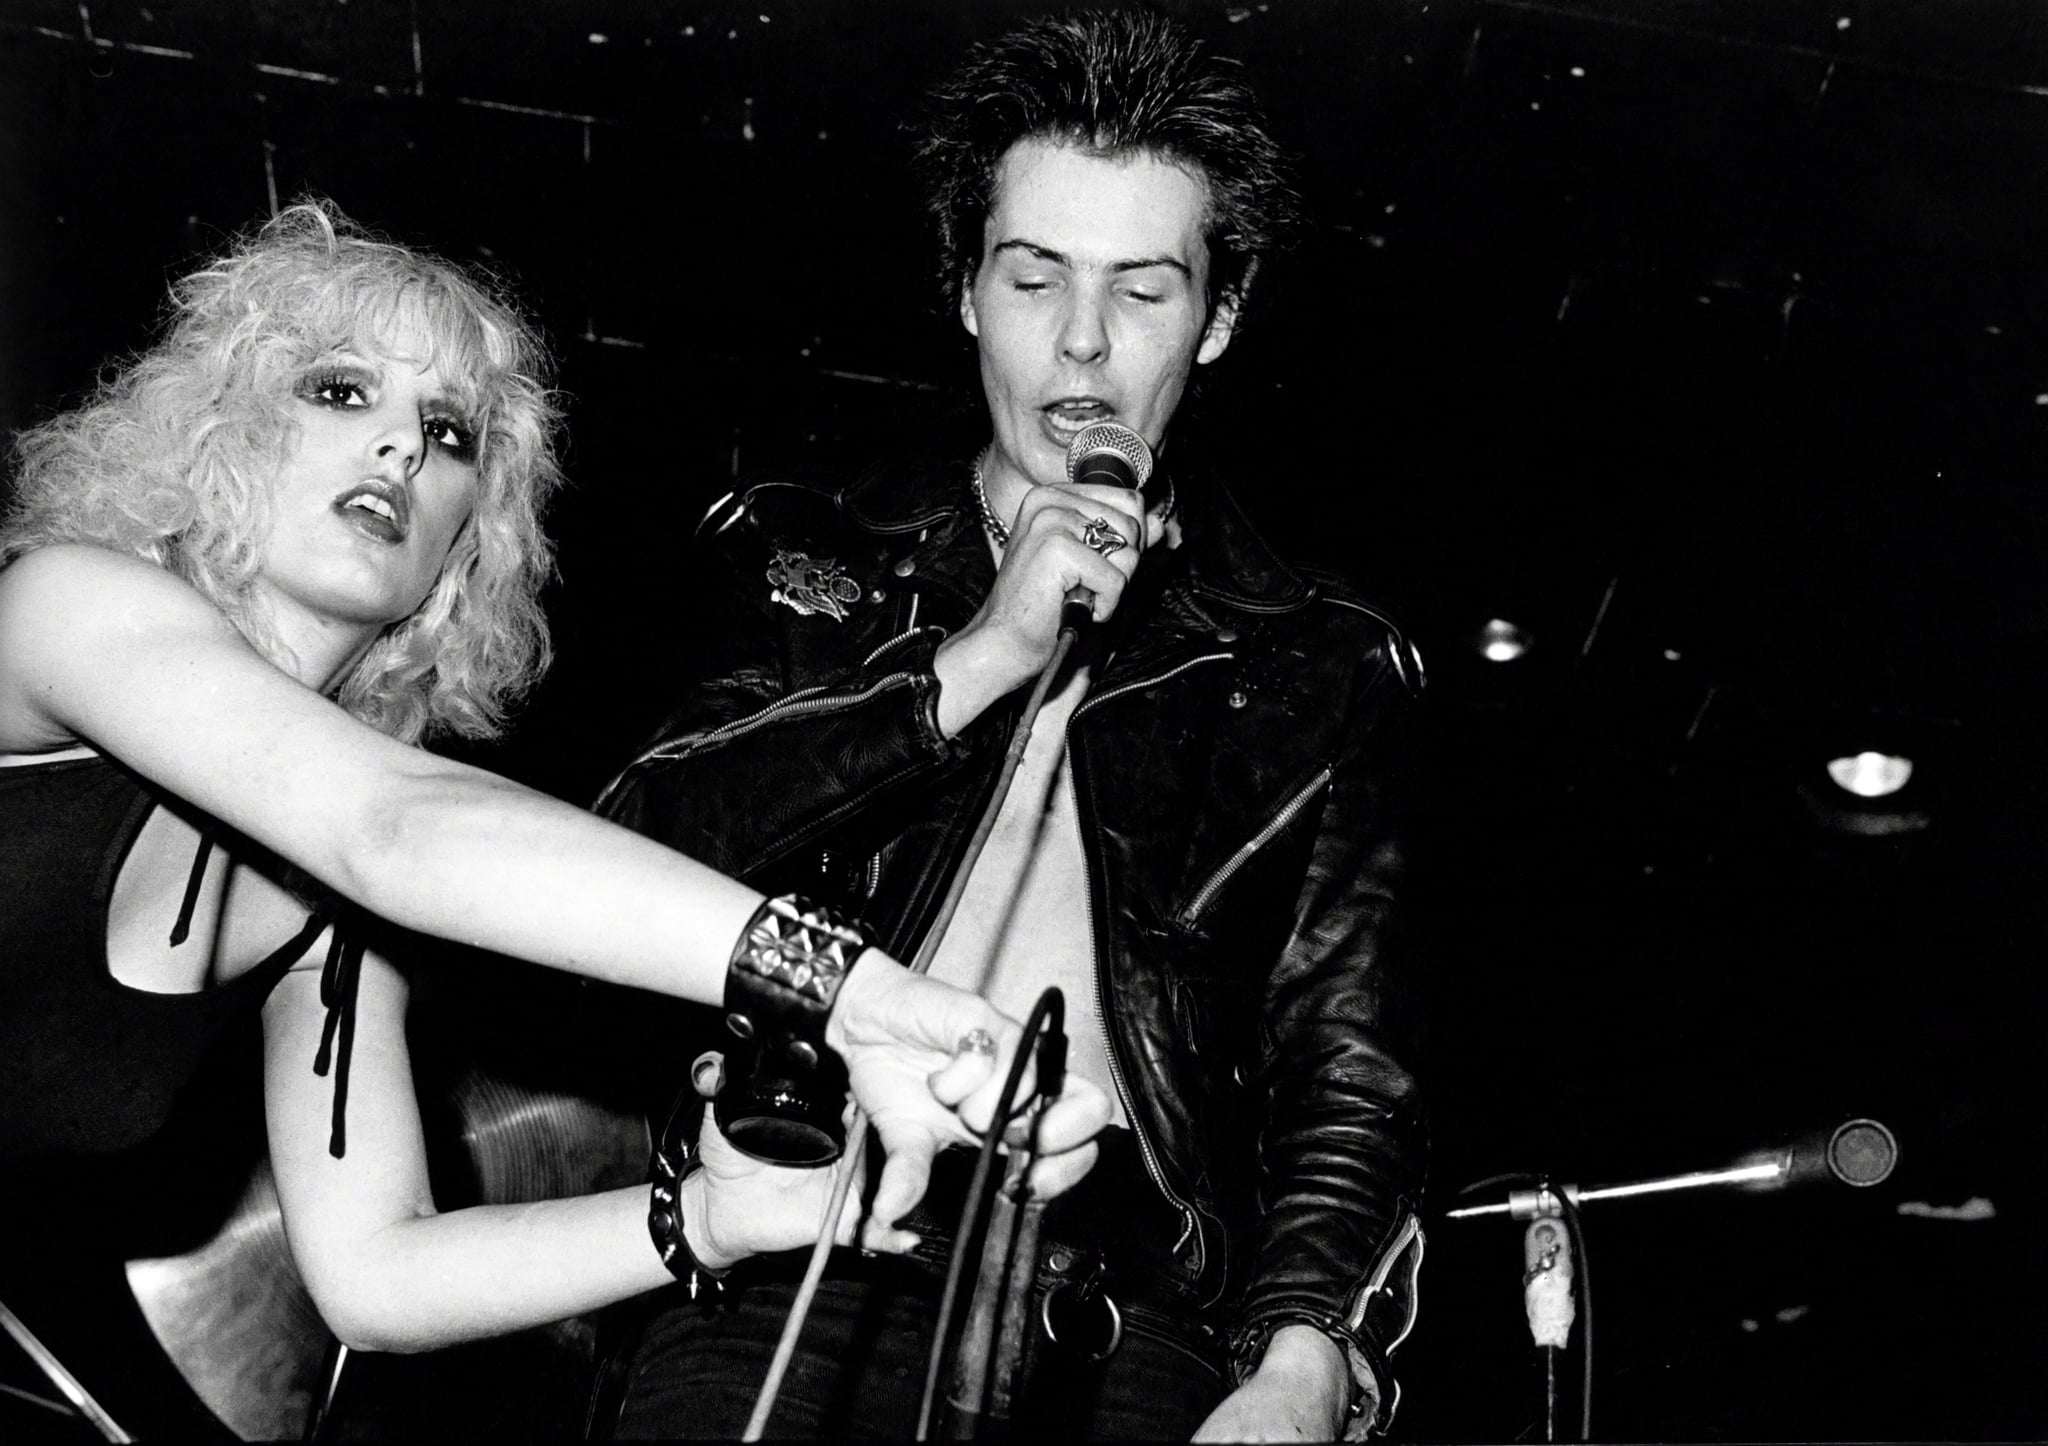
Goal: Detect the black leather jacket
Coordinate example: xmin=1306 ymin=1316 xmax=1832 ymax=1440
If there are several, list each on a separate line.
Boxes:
xmin=596 ymin=444 xmax=1428 ymax=1430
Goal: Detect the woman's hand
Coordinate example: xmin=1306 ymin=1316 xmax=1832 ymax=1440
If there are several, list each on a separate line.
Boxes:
xmin=825 ymin=953 xmax=1112 ymax=1249
xmin=683 ymin=1053 xmax=866 ymax=1268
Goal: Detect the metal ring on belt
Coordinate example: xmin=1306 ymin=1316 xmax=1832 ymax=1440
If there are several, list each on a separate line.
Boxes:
xmin=1039 ymin=1278 xmax=1125 ymax=1363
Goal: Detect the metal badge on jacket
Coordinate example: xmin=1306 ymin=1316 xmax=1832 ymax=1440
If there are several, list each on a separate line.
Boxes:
xmin=766 ymin=549 xmax=862 ymax=621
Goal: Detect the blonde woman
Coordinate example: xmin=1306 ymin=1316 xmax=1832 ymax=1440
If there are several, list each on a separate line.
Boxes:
xmin=0 ymin=202 xmax=1104 ymax=1433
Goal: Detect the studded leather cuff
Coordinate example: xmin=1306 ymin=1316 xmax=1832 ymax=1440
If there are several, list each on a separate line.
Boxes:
xmin=723 ymin=893 xmax=870 ymax=1067
xmin=647 ymin=1092 xmax=729 ymax=1297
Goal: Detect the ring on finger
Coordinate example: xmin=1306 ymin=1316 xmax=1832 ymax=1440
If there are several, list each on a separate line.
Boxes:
xmin=1081 ymin=516 xmax=1128 ymax=557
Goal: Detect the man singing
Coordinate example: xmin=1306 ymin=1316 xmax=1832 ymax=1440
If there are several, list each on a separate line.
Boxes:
xmin=597 ymin=9 xmax=1427 ymax=1438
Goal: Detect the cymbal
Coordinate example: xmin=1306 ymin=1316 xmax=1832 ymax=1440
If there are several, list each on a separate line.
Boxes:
xmin=123 ymin=1155 xmax=325 ymax=1442
xmin=448 ymin=1065 xmax=652 ymax=1207
xmin=440 ymin=1067 xmax=652 ymax=1363
xmin=125 ymin=1068 xmax=651 ymax=1440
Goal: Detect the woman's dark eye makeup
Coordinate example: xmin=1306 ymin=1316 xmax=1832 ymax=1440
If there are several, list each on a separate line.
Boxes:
xmin=300 ymin=367 xmax=479 ymax=462
xmin=423 ymin=416 xmax=478 ymax=460
xmin=302 ymin=372 xmax=369 ymax=408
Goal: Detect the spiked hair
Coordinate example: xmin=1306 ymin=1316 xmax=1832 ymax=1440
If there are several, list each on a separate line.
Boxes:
xmin=912 ymin=7 xmax=1304 ymax=314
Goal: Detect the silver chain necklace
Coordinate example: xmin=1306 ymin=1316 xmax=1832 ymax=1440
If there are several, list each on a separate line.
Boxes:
xmin=970 ymin=454 xmax=1011 ymax=547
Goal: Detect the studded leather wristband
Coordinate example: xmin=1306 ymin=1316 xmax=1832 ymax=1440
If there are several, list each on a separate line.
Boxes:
xmin=714 ymin=894 xmax=870 ymax=1165
xmin=647 ymin=1092 xmax=730 ymax=1297
xmin=722 ymin=893 xmax=869 ymax=1067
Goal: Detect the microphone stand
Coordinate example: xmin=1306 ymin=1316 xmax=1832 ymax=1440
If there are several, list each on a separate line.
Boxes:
xmin=1445 ymin=1120 xmax=1898 ymax=1443
xmin=941 ymin=1101 xmax=1051 ymax=1440
xmin=1518 ymin=1189 xmax=1580 ymax=1444
xmin=982 ymin=1164 xmax=1048 ymax=1428
xmin=743 ymin=613 xmax=1086 ymax=1441
xmin=1444 ymin=1162 xmax=1786 ymax=1222
xmin=1440 ymin=1178 xmax=1593 ymax=1443
xmin=922 ymin=990 xmax=1065 ymax=1441
xmin=1447 ymin=1116 xmax=1899 ymax=1222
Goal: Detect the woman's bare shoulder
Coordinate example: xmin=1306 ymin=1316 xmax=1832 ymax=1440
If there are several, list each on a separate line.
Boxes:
xmin=4 ymin=540 xmax=190 ymax=594
xmin=0 ymin=544 xmax=244 ymax=749
xmin=0 ymin=543 xmax=235 ymax=641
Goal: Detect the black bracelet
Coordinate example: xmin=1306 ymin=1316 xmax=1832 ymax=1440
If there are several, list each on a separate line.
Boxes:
xmin=1229 ymin=1314 xmax=1387 ymax=1437
xmin=647 ymin=1093 xmax=729 ymax=1298
xmin=723 ymin=893 xmax=869 ymax=1067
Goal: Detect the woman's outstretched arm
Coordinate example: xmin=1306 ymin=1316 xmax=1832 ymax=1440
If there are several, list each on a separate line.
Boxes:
xmin=0 ymin=544 xmax=755 ymax=998
xmin=0 ymin=544 xmax=1111 ymax=1207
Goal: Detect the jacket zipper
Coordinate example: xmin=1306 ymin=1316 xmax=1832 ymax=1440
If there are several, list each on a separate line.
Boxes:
xmin=1071 ymin=652 xmax=1234 ymax=721
xmin=692 ymin=627 xmax=927 ymax=748
xmin=696 ymin=675 xmax=921 ymax=749
xmin=1348 ymin=1209 xmax=1424 ymax=1351
xmin=593 ymin=671 xmax=919 ymax=811
xmin=1177 ymin=765 xmax=1334 ymax=928
xmin=861 ymin=628 xmax=926 ymax=666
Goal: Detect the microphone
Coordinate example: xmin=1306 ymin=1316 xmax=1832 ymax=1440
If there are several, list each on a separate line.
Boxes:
xmin=1065 ymin=419 xmax=1155 ymax=495
xmin=1444 ymin=1118 xmax=1900 ymax=1221
xmin=1771 ymin=1116 xmax=1900 ymax=1189
xmin=1059 ymin=421 xmax=1156 ymax=633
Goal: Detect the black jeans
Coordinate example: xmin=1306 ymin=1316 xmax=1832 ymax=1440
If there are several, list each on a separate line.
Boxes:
xmin=610 ymin=1131 xmax=1229 ymax=1440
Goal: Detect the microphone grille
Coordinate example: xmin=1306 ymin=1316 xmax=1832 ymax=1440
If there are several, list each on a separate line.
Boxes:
xmin=1065 ymin=420 xmax=1154 ymax=486
xmin=1827 ymin=1118 xmax=1899 ymax=1187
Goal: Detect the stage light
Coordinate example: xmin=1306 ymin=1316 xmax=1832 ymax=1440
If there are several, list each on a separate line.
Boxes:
xmin=1826 ymin=751 xmax=1913 ymax=799
xmin=1476 ymin=618 xmax=1532 ymax=662
xmin=1795 ymin=716 xmax=1941 ymax=837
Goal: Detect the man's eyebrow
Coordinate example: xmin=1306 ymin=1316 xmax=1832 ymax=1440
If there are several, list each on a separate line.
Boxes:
xmin=991 ymin=239 xmax=1071 ymax=267
xmin=991 ymin=238 xmax=1191 ymax=279
xmin=1110 ymin=255 xmax=1192 ymax=279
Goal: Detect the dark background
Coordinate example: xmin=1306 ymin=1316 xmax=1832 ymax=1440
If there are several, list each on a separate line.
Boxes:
xmin=4 ymin=0 xmax=2045 ymax=1440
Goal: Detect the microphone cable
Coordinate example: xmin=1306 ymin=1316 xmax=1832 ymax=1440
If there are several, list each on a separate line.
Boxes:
xmin=740 ymin=617 xmax=1086 ymax=1440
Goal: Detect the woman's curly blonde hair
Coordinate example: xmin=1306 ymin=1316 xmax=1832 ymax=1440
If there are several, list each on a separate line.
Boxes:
xmin=1 ymin=200 xmax=565 ymax=745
